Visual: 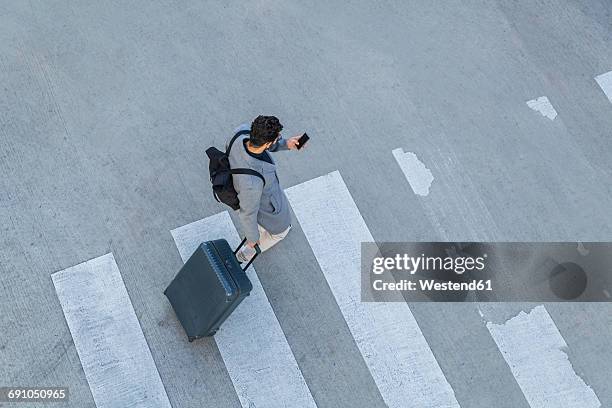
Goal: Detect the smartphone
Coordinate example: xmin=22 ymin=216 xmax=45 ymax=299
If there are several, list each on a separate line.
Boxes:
xmin=297 ymin=133 xmax=309 ymax=150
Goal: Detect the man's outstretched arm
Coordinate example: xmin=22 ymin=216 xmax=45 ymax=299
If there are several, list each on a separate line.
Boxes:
xmin=268 ymin=137 xmax=289 ymax=152
xmin=269 ymin=134 xmax=304 ymax=152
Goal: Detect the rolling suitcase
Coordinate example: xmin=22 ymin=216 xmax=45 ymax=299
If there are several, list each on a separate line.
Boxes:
xmin=164 ymin=238 xmax=259 ymax=341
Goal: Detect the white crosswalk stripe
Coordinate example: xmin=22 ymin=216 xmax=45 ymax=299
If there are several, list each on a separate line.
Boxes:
xmin=285 ymin=170 xmax=460 ymax=408
xmin=486 ymin=305 xmax=601 ymax=408
xmin=595 ymin=70 xmax=612 ymax=105
xmin=170 ymin=212 xmax=317 ymax=408
xmin=51 ymin=253 xmax=172 ymax=408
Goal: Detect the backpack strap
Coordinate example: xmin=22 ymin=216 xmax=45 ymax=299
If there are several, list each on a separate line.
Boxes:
xmin=225 ymin=129 xmax=265 ymax=186
xmin=226 ymin=129 xmax=250 ymax=155
xmin=229 ymin=168 xmax=266 ymax=186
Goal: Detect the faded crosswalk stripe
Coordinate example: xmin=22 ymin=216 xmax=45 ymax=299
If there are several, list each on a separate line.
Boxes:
xmin=392 ymin=148 xmax=434 ymax=196
xmin=486 ymin=305 xmax=601 ymax=408
xmin=51 ymin=253 xmax=172 ymax=408
xmin=285 ymin=171 xmax=460 ymax=408
xmin=170 ymin=212 xmax=317 ymax=408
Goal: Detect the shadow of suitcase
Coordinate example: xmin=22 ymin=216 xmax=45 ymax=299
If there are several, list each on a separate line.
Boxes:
xmin=164 ymin=238 xmax=259 ymax=341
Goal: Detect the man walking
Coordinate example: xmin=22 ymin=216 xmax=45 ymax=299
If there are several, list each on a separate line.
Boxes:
xmin=226 ymin=115 xmax=304 ymax=262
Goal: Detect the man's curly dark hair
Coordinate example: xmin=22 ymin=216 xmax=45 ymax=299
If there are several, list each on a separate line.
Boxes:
xmin=250 ymin=115 xmax=283 ymax=146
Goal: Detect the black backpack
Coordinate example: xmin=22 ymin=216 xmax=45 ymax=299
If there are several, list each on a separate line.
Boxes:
xmin=206 ymin=130 xmax=265 ymax=210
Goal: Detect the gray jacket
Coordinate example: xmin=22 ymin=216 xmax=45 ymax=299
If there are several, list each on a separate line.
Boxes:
xmin=226 ymin=123 xmax=292 ymax=242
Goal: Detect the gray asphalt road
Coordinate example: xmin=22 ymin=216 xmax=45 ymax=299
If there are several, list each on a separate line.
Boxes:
xmin=1 ymin=1 xmax=611 ymax=407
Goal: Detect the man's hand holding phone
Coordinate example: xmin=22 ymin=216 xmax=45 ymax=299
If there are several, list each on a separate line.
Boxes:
xmin=287 ymin=133 xmax=309 ymax=150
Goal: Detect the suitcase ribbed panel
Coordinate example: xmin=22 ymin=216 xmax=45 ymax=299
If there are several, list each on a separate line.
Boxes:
xmin=201 ymin=243 xmax=236 ymax=300
xmin=210 ymin=240 xmax=253 ymax=294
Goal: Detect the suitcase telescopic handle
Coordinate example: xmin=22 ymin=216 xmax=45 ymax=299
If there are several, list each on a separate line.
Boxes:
xmin=234 ymin=237 xmax=261 ymax=271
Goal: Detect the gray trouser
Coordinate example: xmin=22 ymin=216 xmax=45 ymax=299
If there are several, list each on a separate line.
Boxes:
xmin=237 ymin=224 xmax=292 ymax=261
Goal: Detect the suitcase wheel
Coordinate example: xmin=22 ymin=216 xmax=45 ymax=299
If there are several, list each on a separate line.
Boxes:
xmin=188 ymin=336 xmax=196 ymax=343
xmin=209 ymin=330 xmax=217 ymax=336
